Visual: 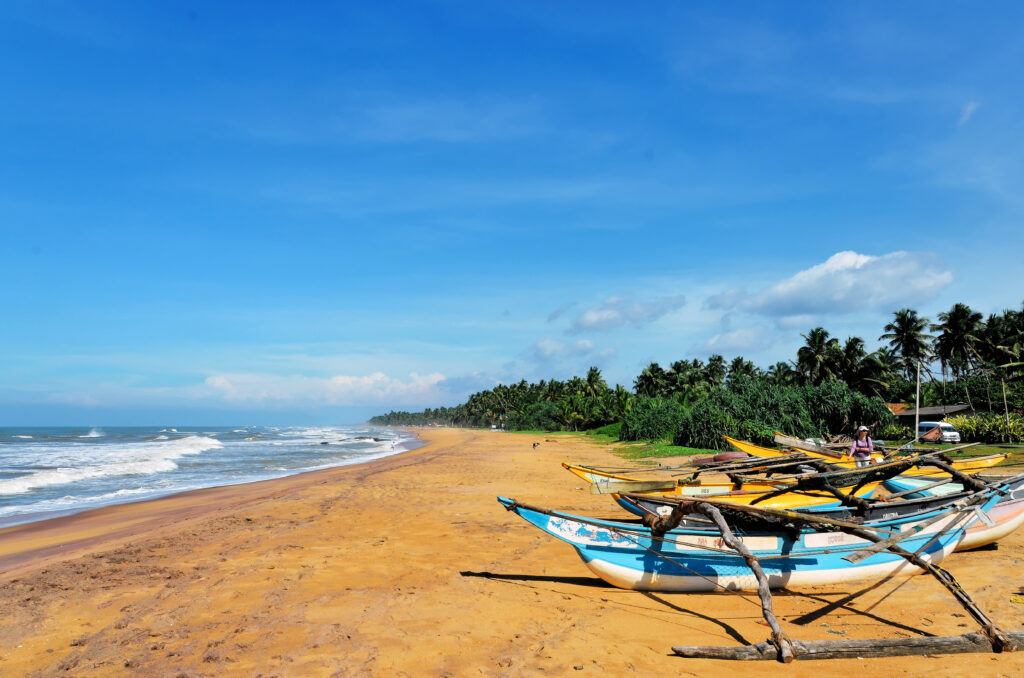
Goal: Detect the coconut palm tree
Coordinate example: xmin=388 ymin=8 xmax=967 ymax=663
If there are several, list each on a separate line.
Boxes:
xmin=932 ymin=303 xmax=984 ymax=381
xmin=835 ymin=337 xmax=890 ymax=399
xmin=665 ymin=360 xmax=691 ymax=395
xmin=612 ymin=384 xmax=635 ymax=418
xmin=704 ymin=354 xmax=727 ymax=386
xmin=726 ymin=356 xmax=758 ymax=384
xmin=634 ymin=362 xmax=667 ymax=397
xmin=584 ymin=366 xmax=608 ymax=397
xmin=879 ymin=308 xmax=933 ymax=380
xmin=971 ymin=304 xmax=1023 ymax=413
xmin=796 ymin=327 xmax=841 ymax=385
xmin=766 ymin=361 xmax=799 ymax=386
xmin=838 ymin=336 xmax=867 ymax=380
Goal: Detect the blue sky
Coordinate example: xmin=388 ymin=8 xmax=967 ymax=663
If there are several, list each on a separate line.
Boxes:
xmin=2 ymin=1 xmax=1022 ymax=424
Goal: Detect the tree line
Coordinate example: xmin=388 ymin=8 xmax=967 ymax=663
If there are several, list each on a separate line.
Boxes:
xmin=370 ymin=302 xmax=1024 ymax=444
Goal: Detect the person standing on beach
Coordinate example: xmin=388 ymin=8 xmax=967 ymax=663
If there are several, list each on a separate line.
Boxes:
xmin=846 ymin=426 xmax=875 ymax=467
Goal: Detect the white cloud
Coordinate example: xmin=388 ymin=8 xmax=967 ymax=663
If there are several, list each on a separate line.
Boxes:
xmin=775 ymin=314 xmax=819 ymax=330
xmin=529 ymin=338 xmax=595 ymax=361
xmin=958 ymin=101 xmax=980 ymax=126
xmin=568 ymin=294 xmax=686 ymax=333
xmin=203 ymin=371 xmax=446 ymax=407
xmin=708 ymin=251 xmax=953 ymax=320
xmin=692 ymin=326 xmax=768 ymax=354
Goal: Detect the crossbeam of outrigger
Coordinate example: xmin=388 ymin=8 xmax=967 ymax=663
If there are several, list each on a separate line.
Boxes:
xmin=636 ymin=482 xmax=1021 ymax=662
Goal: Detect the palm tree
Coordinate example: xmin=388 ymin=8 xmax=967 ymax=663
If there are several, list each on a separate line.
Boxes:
xmin=837 ymin=336 xmax=867 ymax=381
xmin=766 ymin=361 xmax=799 ymax=386
xmin=584 ymin=366 xmax=608 ymax=397
xmin=932 ymin=303 xmax=984 ymax=381
xmin=974 ymin=304 xmax=1023 ymax=412
xmin=566 ymin=375 xmax=589 ymax=396
xmin=665 ymin=360 xmax=691 ymax=395
xmin=879 ymin=308 xmax=933 ymax=380
xmin=796 ymin=327 xmax=841 ymax=385
xmin=704 ymin=355 xmax=727 ymax=386
xmin=726 ymin=356 xmax=758 ymax=385
xmin=557 ymin=396 xmax=584 ymax=431
xmin=612 ymin=384 xmax=635 ymax=418
xmin=634 ymin=362 xmax=667 ymax=397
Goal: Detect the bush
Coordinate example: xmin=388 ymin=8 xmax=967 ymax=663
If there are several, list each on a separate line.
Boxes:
xmin=506 ymin=400 xmax=561 ymax=431
xmin=945 ymin=412 xmax=1024 ymax=444
xmin=619 ymin=397 xmax=686 ymax=441
xmin=874 ymin=421 xmax=910 ymax=441
xmin=673 ymin=376 xmax=895 ymax=450
xmin=586 ymin=422 xmax=622 ymax=438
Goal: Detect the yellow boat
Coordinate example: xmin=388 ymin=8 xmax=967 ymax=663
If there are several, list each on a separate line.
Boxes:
xmin=722 ymin=436 xmax=1007 ymax=476
xmin=562 ymin=462 xmax=882 ymax=509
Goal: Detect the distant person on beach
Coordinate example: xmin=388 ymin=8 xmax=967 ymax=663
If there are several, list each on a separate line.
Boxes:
xmin=846 ymin=426 xmax=875 ymax=467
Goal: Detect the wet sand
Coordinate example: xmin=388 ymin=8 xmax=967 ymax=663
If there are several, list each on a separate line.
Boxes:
xmin=1 ymin=428 xmax=1022 ymax=677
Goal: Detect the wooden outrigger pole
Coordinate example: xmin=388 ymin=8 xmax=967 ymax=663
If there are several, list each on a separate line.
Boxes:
xmin=647 ymin=494 xmax=1021 ymax=662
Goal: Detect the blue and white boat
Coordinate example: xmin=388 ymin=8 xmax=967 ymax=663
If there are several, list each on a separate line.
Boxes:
xmin=498 ymin=485 xmax=1008 ymax=592
xmin=879 ymin=474 xmax=1024 ymax=550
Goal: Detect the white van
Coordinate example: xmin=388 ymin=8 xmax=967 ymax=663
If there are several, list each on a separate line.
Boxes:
xmin=918 ymin=421 xmax=961 ymax=443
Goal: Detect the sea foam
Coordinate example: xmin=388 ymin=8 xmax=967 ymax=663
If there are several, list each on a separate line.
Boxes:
xmin=0 ymin=435 xmax=222 ymax=495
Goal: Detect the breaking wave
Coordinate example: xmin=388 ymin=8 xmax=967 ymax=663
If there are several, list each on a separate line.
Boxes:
xmin=0 ymin=436 xmax=222 ymax=495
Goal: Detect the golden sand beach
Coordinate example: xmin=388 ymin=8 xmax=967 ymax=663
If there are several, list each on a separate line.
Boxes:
xmin=1 ymin=428 xmax=1023 ymax=677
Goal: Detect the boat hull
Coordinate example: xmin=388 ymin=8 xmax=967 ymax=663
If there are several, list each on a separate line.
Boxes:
xmin=723 ymin=436 xmax=1007 ymax=475
xmin=880 ymin=475 xmax=1024 ymax=550
xmin=563 ymin=462 xmax=879 ymax=511
xmin=499 ymin=497 xmax=972 ymax=592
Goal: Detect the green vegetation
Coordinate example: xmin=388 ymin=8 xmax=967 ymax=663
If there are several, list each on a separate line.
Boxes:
xmin=945 ymin=412 xmax=1024 ymax=444
xmin=583 ymin=422 xmax=622 ymax=440
xmin=371 ymin=301 xmax=1024 ymax=450
xmin=614 ymin=440 xmax=717 ymax=460
xmin=674 ymin=378 xmax=894 ymax=450
xmin=620 ymin=397 xmax=685 ymax=441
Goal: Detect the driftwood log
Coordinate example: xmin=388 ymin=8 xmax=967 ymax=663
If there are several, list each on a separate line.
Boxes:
xmin=673 ymin=631 xmax=1024 ymax=660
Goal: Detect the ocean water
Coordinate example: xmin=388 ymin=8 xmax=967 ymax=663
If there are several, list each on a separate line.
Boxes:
xmin=0 ymin=425 xmax=419 ymax=528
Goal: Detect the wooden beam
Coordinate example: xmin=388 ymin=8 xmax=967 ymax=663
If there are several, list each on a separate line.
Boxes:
xmin=672 ymin=631 xmax=1024 ymax=660
xmin=589 ymin=480 xmax=676 ymax=494
xmin=773 ymin=434 xmax=845 ymax=459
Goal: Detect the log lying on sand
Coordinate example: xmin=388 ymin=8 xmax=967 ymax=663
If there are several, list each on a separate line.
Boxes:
xmin=672 ymin=631 xmax=1024 ymax=661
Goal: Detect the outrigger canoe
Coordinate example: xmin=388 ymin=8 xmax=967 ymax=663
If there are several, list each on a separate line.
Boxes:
xmin=497 ymin=480 xmax=1014 ymax=591
xmin=625 ymin=473 xmax=1024 ymax=552
xmin=563 ymin=461 xmax=882 ymax=510
xmin=723 ymin=436 xmax=1007 ymax=476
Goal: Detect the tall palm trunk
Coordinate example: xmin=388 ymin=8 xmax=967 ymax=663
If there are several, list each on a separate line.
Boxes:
xmin=1003 ymin=379 xmax=1010 ymax=426
xmin=940 ymin=361 xmax=947 ymax=415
